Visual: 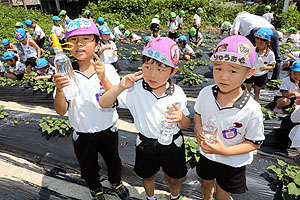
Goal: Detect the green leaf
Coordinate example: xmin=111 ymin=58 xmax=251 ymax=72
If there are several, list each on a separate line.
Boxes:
xmin=0 ymin=114 xmax=4 ymax=119
xmin=3 ymin=112 xmax=8 ymax=116
xmin=288 ymin=182 xmax=300 ymax=195
xmin=278 ymin=159 xmax=287 ymax=167
xmin=294 ymin=172 xmax=300 ymax=185
xmin=0 ymin=105 xmax=4 ymax=111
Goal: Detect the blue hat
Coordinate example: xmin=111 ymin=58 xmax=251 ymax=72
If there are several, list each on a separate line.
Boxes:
xmin=177 ymin=35 xmax=187 ymax=43
xmin=25 ymin=20 xmax=33 ymax=28
xmin=97 ymin=17 xmax=104 ymax=25
xmin=66 ymin=19 xmax=72 ymax=25
xmin=99 ymin=25 xmax=111 ymax=34
xmin=15 ymin=28 xmax=27 ymax=40
xmin=15 ymin=22 xmax=24 ymax=27
xmin=291 ymin=60 xmax=300 ymax=72
xmin=2 ymin=39 xmax=9 ymax=46
xmin=52 ymin=16 xmax=61 ymax=22
xmin=254 ymin=27 xmax=273 ymax=40
xmin=35 ymin=58 xmax=49 ymax=69
xmin=2 ymin=51 xmax=15 ymax=60
xmin=144 ymin=36 xmax=152 ymax=43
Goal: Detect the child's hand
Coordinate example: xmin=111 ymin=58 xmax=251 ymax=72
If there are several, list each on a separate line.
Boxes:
xmin=165 ymin=103 xmax=183 ymax=123
xmin=105 ymin=45 xmax=111 ymax=50
xmin=195 ymin=127 xmax=206 ymax=145
xmin=294 ymin=92 xmax=300 ymax=99
xmin=35 ymin=76 xmax=41 ymax=80
xmin=53 ymin=73 xmax=70 ymax=91
xmin=200 ymin=137 xmax=227 ymax=155
xmin=119 ymin=71 xmax=143 ymax=89
xmin=91 ymin=52 xmax=105 ymax=81
xmin=260 ymin=66 xmax=267 ymax=71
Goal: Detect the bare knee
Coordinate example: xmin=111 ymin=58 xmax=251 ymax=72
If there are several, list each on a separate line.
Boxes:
xmin=202 ymin=179 xmax=215 ymax=190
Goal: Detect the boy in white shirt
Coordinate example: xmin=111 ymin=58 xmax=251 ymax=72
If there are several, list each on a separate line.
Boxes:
xmin=193 ymin=8 xmax=203 ymax=30
xmin=220 ymin=21 xmax=232 ymax=37
xmin=1 ymin=51 xmax=25 ymax=81
xmin=124 ymin=30 xmax=142 ymax=43
xmin=113 ymin=21 xmax=122 ymax=37
xmin=51 ymin=16 xmax=65 ymax=43
xmin=25 ymin=20 xmax=46 ymax=48
xmin=177 ymin=35 xmax=195 ymax=60
xmin=262 ymin=5 xmax=274 ymax=23
xmin=194 ymin=35 xmax=264 ymax=200
xmin=176 ymin=10 xmax=185 ymax=30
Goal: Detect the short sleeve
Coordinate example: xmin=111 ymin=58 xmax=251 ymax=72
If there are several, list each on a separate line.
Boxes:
xmin=291 ymin=105 xmax=300 ymax=123
xmin=245 ymin=109 xmax=265 ymax=142
xmin=232 ymin=16 xmax=240 ymax=32
xmin=194 ymin=90 xmax=204 ymax=115
xmin=104 ymin=64 xmax=120 ymax=86
xmin=176 ymin=86 xmax=190 ymax=117
xmin=280 ymin=78 xmax=289 ymax=92
xmin=51 ymin=26 xmax=55 ymax=33
xmin=268 ymin=51 xmax=276 ymax=65
xmin=117 ymin=89 xmax=129 ymax=109
xmin=193 ymin=14 xmax=197 ymax=20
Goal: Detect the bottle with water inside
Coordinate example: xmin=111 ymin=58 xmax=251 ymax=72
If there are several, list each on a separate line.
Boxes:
xmin=158 ymin=105 xmax=176 ymax=145
xmin=51 ymin=33 xmax=79 ymax=101
xmin=202 ymin=115 xmax=218 ymax=144
xmin=0 ymin=61 xmax=6 ymax=73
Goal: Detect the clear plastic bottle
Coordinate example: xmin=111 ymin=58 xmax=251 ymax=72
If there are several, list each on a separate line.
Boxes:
xmin=0 ymin=61 xmax=6 ymax=73
xmin=202 ymin=115 xmax=218 ymax=144
xmin=51 ymin=33 xmax=79 ymax=101
xmin=158 ymin=105 xmax=176 ymax=145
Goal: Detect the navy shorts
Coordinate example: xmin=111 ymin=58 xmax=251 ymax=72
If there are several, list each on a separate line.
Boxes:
xmin=196 ymin=155 xmax=247 ymax=194
xmin=134 ymin=131 xmax=187 ymax=179
xmin=244 ymin=73 xmax=268 ymax=88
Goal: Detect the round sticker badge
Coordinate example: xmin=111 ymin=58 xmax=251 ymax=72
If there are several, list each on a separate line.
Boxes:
xmin=170 ymin=44 xmax=179 ymax=63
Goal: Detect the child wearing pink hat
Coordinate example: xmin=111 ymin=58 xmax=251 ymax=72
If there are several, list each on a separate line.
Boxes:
xmin=53 ymin=18 xmax=129 ymax=200
xmin=194 ymin=35 xmax=265 ymax=200
xmin=99 ymin=37 xmax=191 ymax=200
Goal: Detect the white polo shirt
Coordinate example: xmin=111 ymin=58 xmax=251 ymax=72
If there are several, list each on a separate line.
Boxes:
xmin=278 ymin=31 xmax=283 ymax=40
xmin=189 ymin=32 xmax=203 ymax=43
xmin=113 ymin=26 xmax=122 ymax=37
xmin=193 ymin=14 xmax=201 ymax=25
xmin=180 ymin=44 xmax=195 ymax=57
xmin=276 ymin=76 xmax=300 ymax=96
xmin=176 ymin=16 xmax=183 ymax=25
xmin=287 ymin=51 xmax=300 ymax=61
xmin=36 ymin=65 xmax=56 ymax=76
xmin=51 ymin=25 xmax=65 ymax=40
xmin=262 ymin=13 xmax=274 ymax=23
xmin=132 ymin=33 xmax=142 ymax=41
xmin=117 ymin=79 xmax=190 ymax=139
xmin=232 ymin=12 xmax=274 ymax=36
xmin=33 ymin=24 xmax=45 ymax=39
xmin=289 ymin=34 xmax=300 ymax=43
xmin=253 ymin=47 xmax=276 ymax=77
xmin=194 ymin=85 xmax=265 ymax=167
xmin=58 ymin=63 xmax=120 ymax=134
xmin=9 ymin=61 xmax=25 ymax=75
xmin=99 ymin=41 xmax=118 ymax=64
xmin=167 ymin=21 xmax=178 ymax=33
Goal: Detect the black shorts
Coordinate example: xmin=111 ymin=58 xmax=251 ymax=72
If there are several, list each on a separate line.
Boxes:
xmin=25 ymin=57 xmax=37 ymax=68
xmin=168 ymin=32 xmax=178 ymax=40
xmin=196 ymin=155 xmax=247 ymax=194
xmin=36 ymin=37 xmax=45 ymax=48
xmin=274 ymin=96 xmax=296 ymax=109
xmin=111 ymin=61 xmax=120 ymax=73
xmin=134 ymin=131 xmax=187 ymax=179
xmin=12 ymin=73 xmax=24 ymax=81
xmin=244 ymin=73 xmax=268 ymax=88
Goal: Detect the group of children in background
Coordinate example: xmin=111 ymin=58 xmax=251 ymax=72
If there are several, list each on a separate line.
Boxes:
xmin=0 ymin=5 xmax=300 ymax=200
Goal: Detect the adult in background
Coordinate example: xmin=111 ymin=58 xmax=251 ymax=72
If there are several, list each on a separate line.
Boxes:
xmin=232 ymin=12 xmax=282 ymax=80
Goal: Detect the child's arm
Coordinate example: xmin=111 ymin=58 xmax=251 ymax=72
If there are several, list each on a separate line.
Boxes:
xmin=13 ymin=70 xmax=25 ymax=74
xmin=165 ymin=103 xmax=190 ymax=129
xmin=92 ymin=53 xmax=113 ymax=91
xmin=194 ymin=113 xmax=206 ymax=145
xmin=29 ymin=39 xmax=41 ymax=60
xmin=288 ymin=53 xmax=300 ymax=61
xmin=281 ymin=91 xmax=300 ymax=99
xmin=98 ymin=45 xmax=110 ymax=56
xmin=260 ymin=64 xmax=275 ymax=71
xmin=35 ymin=75 xmax=52 ymax=80
xmin=53 ymin=74 xmax=69 ymax=115
xmin=99 ymin=71 xmax=143 ymax=108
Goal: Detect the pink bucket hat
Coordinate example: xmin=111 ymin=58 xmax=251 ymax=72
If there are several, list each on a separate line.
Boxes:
xmin=142 ymin=37 xmax=180 ymax=68
xmin=210 ymin=35 xmax=256 ymax=68
xmin=66 ymin=18 xmax=99 ymax=39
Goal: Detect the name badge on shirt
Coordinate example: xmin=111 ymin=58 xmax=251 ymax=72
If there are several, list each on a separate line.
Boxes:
xmin=222 ymin=122 xmax=243 ymax=139
xmin=95 ymin=84 xmax=105 ymax=102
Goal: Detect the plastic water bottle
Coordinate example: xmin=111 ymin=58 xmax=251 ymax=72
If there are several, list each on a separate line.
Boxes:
xmin=202 ymin=116 xmax=218 ymax=144
xmin=51 ymin=33 xmax=79 ymax=101
xmin=158 ymin=105 xmax=176 ymax=145
xmin=0 ymin=61 xmax=6 ymax=72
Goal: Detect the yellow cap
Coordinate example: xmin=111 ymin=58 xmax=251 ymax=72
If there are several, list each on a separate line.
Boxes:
xmin=51 ymin=33 xmax=62 ymax=51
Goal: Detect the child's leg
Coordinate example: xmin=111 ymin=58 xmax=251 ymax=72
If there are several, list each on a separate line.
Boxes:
xmin=164 ymin=173 xmax=181 ymax=197
xmin=245 ymin=83 xmax=252 ymax=93
xmin=184 ymin=55 xmax=191 ymax=61
xmin=276 ymin=97 xmax=291 ymax=108
xmin=4 ymin=73 xmax=17 ymax=81
xmin=215 ymin=184 xmax=233 ymax=200
xmin=26 ymin=64 xmax=33 ymax=73
xmin=142 ymin=175 xmax=156 ymax=197
xmin=201 ymin=179 xmax=215 ymax=200
xmin=253 ymin=85 xmax=262 ymax=102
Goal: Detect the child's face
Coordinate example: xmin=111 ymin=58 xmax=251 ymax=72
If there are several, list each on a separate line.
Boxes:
xmin=19 ymin=37 xmax=27 ymax=45
xmin=255 ymin=38 xmax=267 ymax=51
xmin=291 ymin=71 xmax=300 ymax=82
xmin=55 ymin=20 xmax=61 ymax=25
xmin=6 ymin=59 xmax=16 ymax=66
xmin=213 ymin=61 xmax=254 ymax=94
xmin=39 ymin=67 xmax=49 ymax=73
xmin=171 ymin=17 xmax=176 ymax=21
xmin=101 ymin=34 xmax=110 ymax=41
xmin=68 ymin=35 xmax=97 ymax=61
xmin=142 ymin=60 xmax=178 ymax=89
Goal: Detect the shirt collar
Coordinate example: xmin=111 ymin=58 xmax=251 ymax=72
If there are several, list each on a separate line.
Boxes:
xmin=212 ymin=84 xmax=250 ymax=109
xmin=142 ymin=78 xmax=175 ymax=96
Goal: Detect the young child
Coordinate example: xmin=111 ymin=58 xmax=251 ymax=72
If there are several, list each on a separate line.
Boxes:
xmin=245 ymin=27 xmax=276 ymax=102
xmin=113 ymin=21 xmax=122 ymax=37
xmin=143 ymin=36 xmax=152 ymax=48
xmin=59 ymin=10 xmax=70 ymax=28
xmin=97 ymin=17 xmax=105 ymax=26
xmin=84 ymin=10 xmax=93 ymax=20
xmin=193 ymin=8 xmax=203 ymax=31
xmin=15 ymin=22 xmax=32 ymax=38
xmin=124 ymin=30 xmax=142 ymax=43
xmin=99 ymin=37 xmax=190 ymax=200
xmin=273 ymin=61 xmax=300 ymax=114
xmin=35 ymin=58 xmax=56 ymax=81
xmin=2 ymin=39 xmax=17 ymax=53
xmin=220 ymin=21 xmax=232 ymax=37
xmin=25 ymin=20 xmax=46 ymax=48
xmin=262 ymin=5 xmax=274 ymax=23
xmin=177 ymin=35 xmax=195 ymax=61
xmin=53 ymin=18 xmax=129 ymax=200
xmin=176 ymin=10 xmax=185 ymax=30
xmin=117 ymin=24 xmax=126 ymax=42
xmin=1 ymin=51 xmax=25 ymax=81
xmin=287 ymin=27 xmax=300 ymax=44
xmin=15 ymin=28 xmax=41 ymax=73
xmin=278 ymin=28 xmax=286 ymax=41
xmin=51 ymin=16 xmax=65 ymax=43
xmin=194 ymin=35 xmax=265 ymax=200
xmin=150 ymin=15 xmax=160 ymax=33
xmin=189 ymin=27 xmax=203 ymax=47
xmin=281 ymin=50 xmax=300 ymax=71
xmin=98 ymin=25 xmax=120 ymax=73
xmin=168 ymin=12 xmax=178 ymax=41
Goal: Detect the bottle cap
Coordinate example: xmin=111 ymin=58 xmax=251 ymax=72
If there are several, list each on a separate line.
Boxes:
xmin=51 ymin=33 xmax=74 ymax=52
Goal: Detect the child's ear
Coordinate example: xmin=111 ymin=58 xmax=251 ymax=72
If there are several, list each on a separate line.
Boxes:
xmin=246 ymin=67 xmax=255 ymax=79
xmin=170 ymin=67 xmax=179 ymax=76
